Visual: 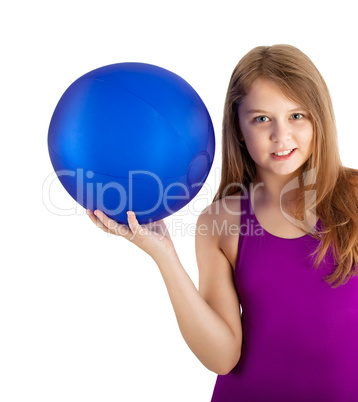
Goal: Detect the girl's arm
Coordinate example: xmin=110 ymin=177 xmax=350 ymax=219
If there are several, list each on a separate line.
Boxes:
xmin=194 ymin=205 xmax=243 ymax=374
xmin=87 ymin=208 xmax=242 ymax=375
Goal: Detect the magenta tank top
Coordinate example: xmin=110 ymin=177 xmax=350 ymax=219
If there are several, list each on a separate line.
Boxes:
xmin=211 ymin=189 xmax=358 ymax=401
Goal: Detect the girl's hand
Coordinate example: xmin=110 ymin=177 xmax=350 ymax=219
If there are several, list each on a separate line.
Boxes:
xmin=86 ymin=209 xmax=176 ymax=264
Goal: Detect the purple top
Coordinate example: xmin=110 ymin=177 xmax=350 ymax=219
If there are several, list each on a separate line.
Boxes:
xmin=211 ymin=189 xmax=358 ymax=401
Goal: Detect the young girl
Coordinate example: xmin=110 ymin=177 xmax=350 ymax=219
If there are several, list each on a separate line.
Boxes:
xmin=87 ymin=45 xmax=358 ymax=401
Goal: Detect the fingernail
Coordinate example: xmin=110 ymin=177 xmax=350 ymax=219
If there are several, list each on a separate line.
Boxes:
xmin=127 ymin=211 xmax=134 ymax=217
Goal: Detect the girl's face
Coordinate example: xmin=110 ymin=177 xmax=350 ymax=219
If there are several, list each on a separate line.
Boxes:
xmin=238 ymin=79 xmax=314 ymax=182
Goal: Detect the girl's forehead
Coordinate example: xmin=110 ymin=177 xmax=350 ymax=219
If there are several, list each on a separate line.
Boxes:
xmin=241 ymin=80 xmax=303 ymax=109
xmin=247 ymin=79 xmax=287 ymax=97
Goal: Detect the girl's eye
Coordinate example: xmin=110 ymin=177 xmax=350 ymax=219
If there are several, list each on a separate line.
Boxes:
xmin=292 ymin=113 xmax=304 ymax=120
xmin=254 ymin=113 xmax=304 ymax=123
xmin=254 ymin=116 xmax=269 ymax=123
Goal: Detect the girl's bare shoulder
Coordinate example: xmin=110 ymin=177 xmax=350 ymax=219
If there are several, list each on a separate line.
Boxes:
xmin=197 ymin=192 xmax=243 ymax=238
xmin=199 ymin=192 xmax=242 ymax=217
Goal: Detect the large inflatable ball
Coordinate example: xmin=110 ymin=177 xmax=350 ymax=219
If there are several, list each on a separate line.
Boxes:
xmin=48 ymin=62 xmax=215 ymax=224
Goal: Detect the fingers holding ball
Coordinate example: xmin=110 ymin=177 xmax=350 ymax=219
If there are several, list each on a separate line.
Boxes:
xmin=87 ymin=209 xmax=147 ymax=240
xmin=87 ymin=209 xmax=129 ymax=237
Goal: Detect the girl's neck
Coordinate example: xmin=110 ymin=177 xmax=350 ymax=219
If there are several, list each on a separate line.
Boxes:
xmin=250 ymin=174 xmax=299 ymax=209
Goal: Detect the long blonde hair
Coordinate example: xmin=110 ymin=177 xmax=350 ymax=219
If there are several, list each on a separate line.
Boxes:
xmin=214 ymin=44 xmax=358 ymax=287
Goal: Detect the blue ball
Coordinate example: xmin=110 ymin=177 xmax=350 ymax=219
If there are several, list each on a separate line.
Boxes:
xmin=48 ymin=63 xmax=215 ymax=224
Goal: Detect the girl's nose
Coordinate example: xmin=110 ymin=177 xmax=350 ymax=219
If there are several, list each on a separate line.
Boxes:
xmin=271 ymin=119 xmax=291 ymax=143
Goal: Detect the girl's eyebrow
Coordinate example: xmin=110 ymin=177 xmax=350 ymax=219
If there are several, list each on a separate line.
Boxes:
xmin=246 ymin=109 xmax=269 ymax=114
xmin=246 ymin=108 xmax=305 ymax=114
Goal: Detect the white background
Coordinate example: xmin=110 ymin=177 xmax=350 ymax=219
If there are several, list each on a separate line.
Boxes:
xmin=1 ymin=1 xmax=357 ymax=401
